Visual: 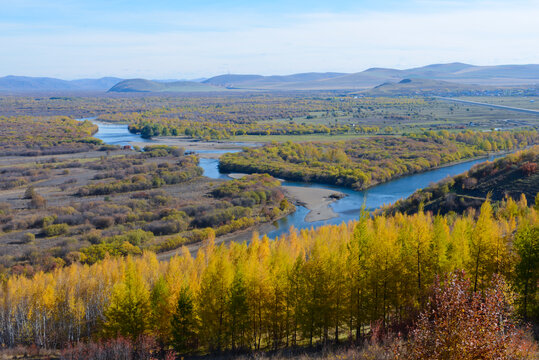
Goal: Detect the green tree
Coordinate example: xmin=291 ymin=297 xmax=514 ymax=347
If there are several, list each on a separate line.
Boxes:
xmin=514 ymin=224 xmax=539 ymax=320
xmin=171 ymin=285 xmax=197 ymax=354
xmin=197 ymin=249 xmax=233 ymax=352
xmin=103 ymin=260 xmax=151 ymax=341
xmin=150 ymin=276 xmax=172 ymax=345
xmin=470 ymin=200 xmax=498 ymax=292
xmin=228 ymin=268 xmax=250 ymax=351
xmin=349 ymin=207 xmax=371 ymax=341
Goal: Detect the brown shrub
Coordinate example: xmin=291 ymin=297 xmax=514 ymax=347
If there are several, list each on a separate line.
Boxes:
xmin=521 ymin=162 xmax=538 ymax=176
xmin=30 ymin=194 xmax=46 ymax=209
xmin=405 ymin=271 xmax=538 ymax=360
xmin=92 ymin=216 xmax=115 ymax=229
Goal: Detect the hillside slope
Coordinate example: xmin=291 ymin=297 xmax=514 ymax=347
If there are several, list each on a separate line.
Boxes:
xmin=203 ymin=72 xmax=347 ymax=89
xmin=108 ymin=79 xmax=225 ymax=92
xmin=363 ymin=78 xmax=487 ymax=96
xmin=387 ymin=146 xmax=539 ymax=215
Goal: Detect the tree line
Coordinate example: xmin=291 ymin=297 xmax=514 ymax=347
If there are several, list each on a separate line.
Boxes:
xmin=220 ymin=130 xmax=539 ymax=189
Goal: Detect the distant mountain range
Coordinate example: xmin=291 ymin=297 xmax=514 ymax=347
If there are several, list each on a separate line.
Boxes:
xmin=1 ymin=63 xmax=539 ymax=93
xmin=0 ymin=76 xmax=123 ymax=92
xmin=199 ymin=63 xmax=539 ymax=90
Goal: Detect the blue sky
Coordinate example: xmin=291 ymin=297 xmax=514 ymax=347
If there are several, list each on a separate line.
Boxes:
xmin=1 ymin=0 xmax=537 ymax=79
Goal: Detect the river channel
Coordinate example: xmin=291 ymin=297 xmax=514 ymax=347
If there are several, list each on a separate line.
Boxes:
xmin=87 ymin=119 xmax=501 ymax=239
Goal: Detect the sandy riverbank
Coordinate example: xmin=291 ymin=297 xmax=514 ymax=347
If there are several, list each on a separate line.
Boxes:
xmin=282 ymin=186 xmax=345 ymax=222
xmin=227 ymin=173 xmax=345 ymax=222
xmin=227 ymin=173 xmax=248 ymax=179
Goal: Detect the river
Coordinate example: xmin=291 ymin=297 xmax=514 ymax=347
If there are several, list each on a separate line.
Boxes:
xmin=87 ymin=119 xmax=501 ymax=239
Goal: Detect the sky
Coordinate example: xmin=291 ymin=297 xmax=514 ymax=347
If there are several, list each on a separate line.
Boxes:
xmin=1 ymin=0 xmax=538 ymax=79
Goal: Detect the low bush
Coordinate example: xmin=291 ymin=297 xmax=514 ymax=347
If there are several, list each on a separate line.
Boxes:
xmin=43 ymin=223 xmax=69 ymax=237
xmin=22 ymin=233 xmax=35 ymax=244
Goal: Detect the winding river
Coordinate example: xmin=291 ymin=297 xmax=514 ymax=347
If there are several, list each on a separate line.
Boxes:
xmin=87 ymin=119 xmax=502 ymax=239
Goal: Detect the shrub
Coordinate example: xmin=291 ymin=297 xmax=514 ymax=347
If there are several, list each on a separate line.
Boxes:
xmin=462 ymin=176 xmax=478 ymax=189
xmin=44 ymin=223 xmax=69 ymax=237
xmin=406 ymin=271 xmax=537 ymax=359
xmin=24 ymin=186 xmax=36 ymax=199
xmin=56 ymin=213 xmax=85 ymax=226
xmin=65 ymin=251 xmax=86 ymax=264
xmin=81 ymin=241 xmax=142 ymax=264
xmin=150 ymin=236 xmax=188 ymax=252
xmin=521 ymin=162 xmax=537 ymax=176
xmin=110 ymin=229 xmax=153 ymax=246
xmin=30 ymin=194 xmax=47 ymax=209
xmin=22 ymin=233 xmax=35 ymax=244
xmin=92 ymin=216 xmax=115 ymax=229
xmin=143 ymin=219 xmax=187 ymax=236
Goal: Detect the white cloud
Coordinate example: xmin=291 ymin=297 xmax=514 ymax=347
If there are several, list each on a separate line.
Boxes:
xmin=0 ymin=2 xmax=538 ymax=78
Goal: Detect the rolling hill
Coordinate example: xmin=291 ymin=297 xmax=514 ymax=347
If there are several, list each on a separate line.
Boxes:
xmin=107 ymin=79 xmax=224 ymax=92
xmin=386 ymin=146 xmax=539 ymax=215
xmin=362 ymin=78 xmax=487 ymax=96
xmin=203 ymin=72 xmax=347 ymax=89
xmin=201 ymin=63 xmax=539 ymax=90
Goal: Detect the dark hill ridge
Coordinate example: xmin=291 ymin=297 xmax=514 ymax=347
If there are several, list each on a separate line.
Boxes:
xmin=203 ymin=72 xmax=347 ymax=89
xmin=107 ymin=79 xmax=224 ymax=93
xmin=202 ymin=74 xmax=265 ymax=87
xmin=386 ymin=146 xmax=539 ymax=215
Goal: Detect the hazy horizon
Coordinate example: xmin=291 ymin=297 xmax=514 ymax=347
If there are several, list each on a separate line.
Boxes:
xmin=1 ymin=0 xmax=538 ymax=79
xmin=6 ymin=61 xmax=539 ymax=81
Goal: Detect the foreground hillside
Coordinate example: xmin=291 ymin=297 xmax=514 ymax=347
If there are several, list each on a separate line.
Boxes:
xmin=0 ymin=198 xmax=537 ymax=358
xmin=388 ymin=146 xmax=539 ymax=215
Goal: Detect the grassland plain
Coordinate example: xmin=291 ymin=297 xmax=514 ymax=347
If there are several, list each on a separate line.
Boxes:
xmin=123 ymin=95 xmax=539 ymax=142
xmin=1 ymin=95 xmax=538 ymax=142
